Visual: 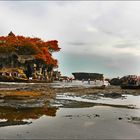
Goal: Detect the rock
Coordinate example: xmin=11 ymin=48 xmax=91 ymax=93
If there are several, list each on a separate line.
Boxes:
xmin=131 ymin=117 xmax=140 ymax=121
xmin=118 ymin=117 xmax=123 ymax=120
xmin=94 ymin=114 xmax=100 ymax=117
xmin=103 ymin=92 xmax=122 ymax=98
xmin=109 ymin=78 xmax=122 ymax=85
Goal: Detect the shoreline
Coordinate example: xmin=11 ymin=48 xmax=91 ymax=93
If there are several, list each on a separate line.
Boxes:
xmin=0 ymin=81 xmax=140 ymax=139
xmin=1 ymin=81 xmax=140 ymax=93
xmin=0 ymin=83 xmax=140 ymax=99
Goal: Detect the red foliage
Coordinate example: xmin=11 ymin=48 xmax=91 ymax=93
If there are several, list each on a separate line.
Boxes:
xmin=35 ymin=47 xmax=58 ymax=67
xmin=45 ymin=40 xmax=60 ymax=52
xmin=0 ymin=32 xmax=60 ymax=68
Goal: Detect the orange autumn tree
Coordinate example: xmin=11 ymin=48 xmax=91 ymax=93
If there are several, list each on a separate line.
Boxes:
xmin=0 ymin=32 xmax=60 ymax=73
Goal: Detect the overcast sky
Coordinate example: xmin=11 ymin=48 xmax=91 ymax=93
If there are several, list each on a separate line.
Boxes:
xmin=0 ymin=1 xmax=140 ymax=78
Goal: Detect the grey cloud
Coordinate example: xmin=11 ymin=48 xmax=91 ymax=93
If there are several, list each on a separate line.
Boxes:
xmin=93 ymin=6 xmax=124 ymax=38
xmin=59 ymin=51 xmax=140 ymax=77
xmin=114 ymin=43 xmax=139 ymax=48
xmin=113 ymin=39 xmax=140 ymax=49
xmin=67 ymin=41 xmax=101 ymax=47
xmin=0 ymin=1 xmax=140 ymax=77
xmin=93 ymin=2 xmax=140 ymax=39
xmin=1 ymin=1 xmax=47 ymax=17
xmin=67 ymin=42 xmax=87 ymax=46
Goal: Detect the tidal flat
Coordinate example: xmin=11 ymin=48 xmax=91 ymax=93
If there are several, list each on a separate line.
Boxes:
xmin=0 ymin=81 xmax=140 ymax=139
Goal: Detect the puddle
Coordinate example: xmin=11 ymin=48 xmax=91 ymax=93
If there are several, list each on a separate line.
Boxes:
xmin=54 ymin=93 xmax=140 ymax=109
xmin=0 ymin=104 xmax=58 ymax=127
xmin=0 ymin=91 xmax=140 ymax=139
xmin=50 ymin=80 xmax=105 ymax=88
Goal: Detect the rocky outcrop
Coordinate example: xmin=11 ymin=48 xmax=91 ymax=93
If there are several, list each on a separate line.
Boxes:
xmin=109 ymin=78 xmax=122 ymax=85
xmin=72 ymin=72 xmax=104 ymax=81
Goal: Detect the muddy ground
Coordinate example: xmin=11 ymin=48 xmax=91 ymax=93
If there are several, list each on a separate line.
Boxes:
xmin=1 ymin=81 xmax=140 ymax=94
xmin=0 ymin=82 xmax=140 ymax=139
xmin=0 ymin=82 xmax=139 ymax=108
xmin=0 ymin=82 xmax=140 ymax=97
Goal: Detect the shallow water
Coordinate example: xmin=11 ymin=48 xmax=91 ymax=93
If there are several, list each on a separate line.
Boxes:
xmin=50 ymin=80 xmax=108 ymax=88
xmin=55 ymin=93 xmax=140 ymax=108
xmin=0 ymin=91 xmax=140 ymax=139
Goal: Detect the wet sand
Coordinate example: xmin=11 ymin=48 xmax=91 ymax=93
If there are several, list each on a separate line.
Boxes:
xmin=1 ymin=81 xmax=140 ymax=95
xmin=0 ymin=81 xmax=140 ymax=139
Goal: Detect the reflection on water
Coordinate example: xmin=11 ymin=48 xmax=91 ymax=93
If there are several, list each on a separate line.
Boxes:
xmin=0 ymin=91 xmax=140 ymax=139
xmin=0 ymin=120 xmax=31 ymax=127
xmin=0 ymin=105 xmax=58 ymax=127
xmin=0 ymin=92 xmax=140 ymax=128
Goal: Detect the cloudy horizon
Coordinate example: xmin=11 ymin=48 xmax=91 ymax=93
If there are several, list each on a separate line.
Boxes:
xmin=0 ymin=1 xmax=140 ymax=78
